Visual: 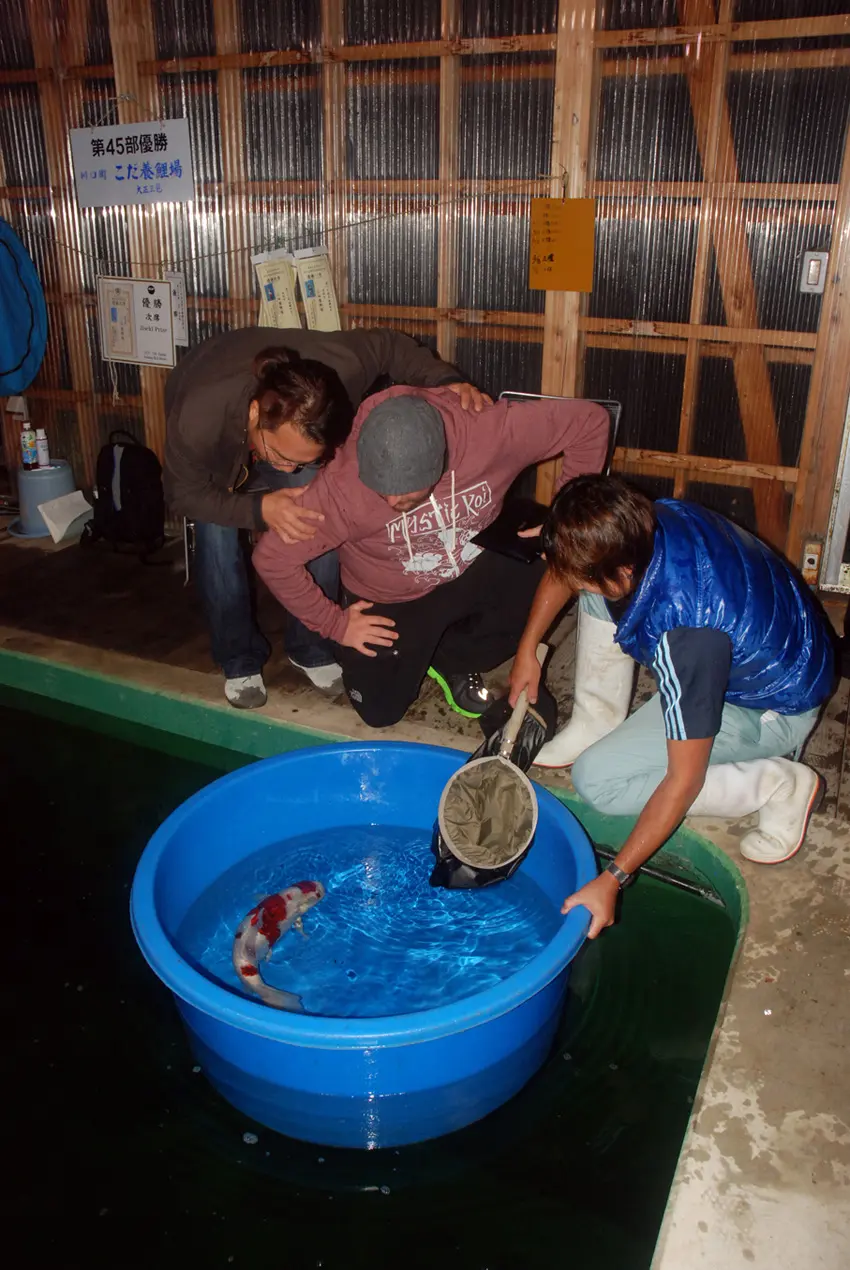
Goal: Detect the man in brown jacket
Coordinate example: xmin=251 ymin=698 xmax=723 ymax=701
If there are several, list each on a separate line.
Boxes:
xmin=164 ymin=326 xmax=487 ymax=708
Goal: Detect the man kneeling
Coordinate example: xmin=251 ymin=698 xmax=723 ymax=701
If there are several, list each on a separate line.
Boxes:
xmin=510 ymin=475 xmax=835 ymax=938
xmin=254 ymin=387 xmax=609 ymax=727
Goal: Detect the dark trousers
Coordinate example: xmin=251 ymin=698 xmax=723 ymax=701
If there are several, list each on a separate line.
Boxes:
xmin=335 ymin=551 xmax=546 ymax=728
xmin=193 ymin=461 xmax=339 ymax=678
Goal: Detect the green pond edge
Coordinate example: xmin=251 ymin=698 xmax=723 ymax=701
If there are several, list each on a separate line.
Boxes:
xmin=0 ymin=646 xmax=748 ymax=934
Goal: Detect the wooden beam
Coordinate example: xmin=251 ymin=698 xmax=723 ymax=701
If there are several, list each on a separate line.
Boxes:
xmin=595 ymin=14 xmax=850 ymax=49
xmin=0 ymin=186 xmax=52 ymax=199
xmin=61 ymin=40 xmax=849 ymax=93
xmin=320 ymin=0 xmax=348 ymax=324
xmin=675 ymin=0 xmax=730 ymax=499
xmin=615 ymin=447 xmax=797 ymax=484
xmin=436 ymin=0 xmax=461 ymax=367
xmin=787 ymin=115 xmax=850 ymax=566
xmin=330 ymin=35 xmax=557 ymax=62
xmin=22 ymin=386 xmax=144 ymax=409
xmin=138 ymin=34 xmax=558 ymax=78
xmin=6 ymin=172 xmax=840 ymax=217
xmin=133 ymin=16 xmax=850 ymax=75
xmin=44 ymin=288 xmax=817 ymax=354
xmin=24 ymin=0 xmax=100 ymax=488
xmin=601 ymin=47 xmax=850 ymax=77
xmin=590 ymin=180 xmax=839 ymax=203
xmin=212 ymin=0 xmax=252 ymax=322
xmin=613 ymin=454 xmax=794 ymax=495
xmin=62 ymin=63 xmax=117 ymax=79
xmin=680 ymin=0 xmax=787 ymax=550
xmin=341 ymin=302 xmax=544 ymax=329
xmin=582 ymin=316 xmax=816 ymax=349
xmin=139 ymin=50 xmax=313 ymax=76
xmin=71 ymin=33 xmax=850 ymax=85
xmin=0 ymin=67 xmax=55 ymax=84
xmin=105 ymin=0 xmax=168 ymax=461
xmin=587 ymin=332 xmax=813 ymax=364
xmin=35 ymin=289 xmax=820 ymax=369
xmin=339 ymin=305 xmax=820 ymax=350
xmin=537 ymin=0 xmax=598 ymax=507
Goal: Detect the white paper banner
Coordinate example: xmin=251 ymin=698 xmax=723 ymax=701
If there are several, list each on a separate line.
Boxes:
xmin=70 ymin=118 xmax=194 ymax=209
xmin=97 ymin=276 xmax=175 ymax=367
xmin=293 ymin=246 xmax=341 ymax=332
xmin=251 ymin=248 xmax=302 ymax=330
xmin=164 ymin=270 xmax=189 ymax=345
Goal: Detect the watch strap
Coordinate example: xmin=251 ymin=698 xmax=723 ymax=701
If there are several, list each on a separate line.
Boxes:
xmin=605 ymin=861 xmax=634 ymax=889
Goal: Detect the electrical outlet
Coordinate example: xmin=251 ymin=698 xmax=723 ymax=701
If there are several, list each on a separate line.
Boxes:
xmin=800 ymin=251 xmax=828 ymax=295
xmin=802 ymin=541 xmax=822 ymax=586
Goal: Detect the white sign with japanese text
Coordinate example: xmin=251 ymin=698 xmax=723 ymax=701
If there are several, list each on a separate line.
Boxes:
xmin=97 ymin=276 xmax=175 ymax=368
xmin=70 ymin=118 xmax=194 ymax=209
xmin=252 ymin=247 xmax=302 ymax=330
xmin=293 ymin=246 xmax=341 ymax=332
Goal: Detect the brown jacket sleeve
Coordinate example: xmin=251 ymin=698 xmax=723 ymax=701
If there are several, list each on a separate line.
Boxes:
xmin=164 ymin=379 xmax=264 ymax=530
xmin=338 ymin=327 xmax=463 ymax=393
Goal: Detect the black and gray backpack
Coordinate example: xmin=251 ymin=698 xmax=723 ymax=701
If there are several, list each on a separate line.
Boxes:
xmin=81 ymin=429 xmax=165 ymax=560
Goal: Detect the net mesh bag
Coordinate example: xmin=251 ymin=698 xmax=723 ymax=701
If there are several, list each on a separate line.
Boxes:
xmin=438 ymin=755 xmax=536 ymax=870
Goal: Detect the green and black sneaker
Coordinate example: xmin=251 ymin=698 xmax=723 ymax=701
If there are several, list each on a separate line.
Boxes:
xmin=427 ymin=668 xmax=492 ymax=719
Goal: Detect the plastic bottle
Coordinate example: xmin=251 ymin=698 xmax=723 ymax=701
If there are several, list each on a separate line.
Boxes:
xmin=35 ymin=428 xmax=50 ymax=468
xmin=20 ymin=421 xmax=37 ymax=471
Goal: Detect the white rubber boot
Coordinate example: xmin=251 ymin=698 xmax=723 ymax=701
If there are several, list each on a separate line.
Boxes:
xmin=688 ymin=757 xmax=824 ymax=864
xmin=534 ymin=610 xmax=635 ymax=769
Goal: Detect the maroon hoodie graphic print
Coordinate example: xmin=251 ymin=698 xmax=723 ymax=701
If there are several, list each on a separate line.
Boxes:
xmin=253 ymin=386 xmax=610 ymax=643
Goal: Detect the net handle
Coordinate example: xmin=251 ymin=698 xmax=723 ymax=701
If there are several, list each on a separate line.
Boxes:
xmin=498 ymin=643 xmax=547 ymax=759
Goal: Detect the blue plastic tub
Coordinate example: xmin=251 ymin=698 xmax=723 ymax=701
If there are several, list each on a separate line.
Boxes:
xmin=11 ymin=460 xmax=75 ymax=538
xmin=130 ymin=742 xmax=597 ymax=1149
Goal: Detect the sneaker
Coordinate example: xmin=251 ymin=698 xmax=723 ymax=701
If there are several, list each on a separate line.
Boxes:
xmin=427 ymin=667 xmax=492 ymax=718
xmin=224 ymin=673 xmax=268 ymax=710
xmin=289 ymin=657 xmax=344 ymax=692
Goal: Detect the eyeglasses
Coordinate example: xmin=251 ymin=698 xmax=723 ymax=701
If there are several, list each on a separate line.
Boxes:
xmin=259 ymin=429 xmax=312 ymax=474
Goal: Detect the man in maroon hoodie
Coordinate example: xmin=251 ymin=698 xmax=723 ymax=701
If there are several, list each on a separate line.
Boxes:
xmin=253 ymin=386 xmax=609 ymax=727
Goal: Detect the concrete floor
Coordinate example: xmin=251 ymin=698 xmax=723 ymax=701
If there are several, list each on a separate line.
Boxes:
xmin=1 ymin=524 xmax=848 ymax=1268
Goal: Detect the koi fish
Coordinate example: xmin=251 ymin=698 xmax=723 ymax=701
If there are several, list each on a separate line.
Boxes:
xmin=232 ymin=880 xmax=325 ymax=1012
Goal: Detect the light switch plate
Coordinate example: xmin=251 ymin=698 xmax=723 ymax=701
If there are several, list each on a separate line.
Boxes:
xmin=802 ymin=541 xmax=822 ymax=586
xmin=800 ymin=251 xmax=828 ymax=294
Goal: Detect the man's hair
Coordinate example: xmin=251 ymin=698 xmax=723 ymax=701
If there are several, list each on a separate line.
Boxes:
xmin=541 ymin=474 xmax=657 ymax=590
xmin=251 ymin=348 xmax=352 ymax=454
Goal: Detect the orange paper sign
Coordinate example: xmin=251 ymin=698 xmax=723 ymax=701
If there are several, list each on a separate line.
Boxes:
xmin=529 ymin=198 xmax=595 ymax=292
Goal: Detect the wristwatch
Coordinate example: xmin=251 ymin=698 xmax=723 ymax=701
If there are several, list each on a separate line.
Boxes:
xmin=604 ymin=861 xmax=635 ymax=889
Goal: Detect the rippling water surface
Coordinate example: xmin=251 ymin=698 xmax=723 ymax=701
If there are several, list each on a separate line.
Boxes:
xmin=177 ymin=825 xmax=561 ymax=1016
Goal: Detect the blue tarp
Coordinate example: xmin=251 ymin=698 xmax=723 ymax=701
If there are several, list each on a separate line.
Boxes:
xmin=0 ymin=218 xmax=48 ymax=395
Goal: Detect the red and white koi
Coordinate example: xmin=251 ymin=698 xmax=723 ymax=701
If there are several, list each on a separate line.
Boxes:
xmin=232 ymin=880 xmax=325 ymax=1012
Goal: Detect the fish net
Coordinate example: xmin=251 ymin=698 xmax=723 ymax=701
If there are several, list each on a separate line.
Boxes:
xmin=437 ymin=755 xmax=536 ymax=870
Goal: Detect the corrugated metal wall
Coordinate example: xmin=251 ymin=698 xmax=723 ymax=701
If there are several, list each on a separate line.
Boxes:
xmin=1 ymin=0 xmax=849 ymax=558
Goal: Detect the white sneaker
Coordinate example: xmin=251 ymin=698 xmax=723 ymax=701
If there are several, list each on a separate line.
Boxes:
xmin=224 ymin=673 xmax=268 ymax=709
xmin=289 ymin=657 xmax=344 ymax=692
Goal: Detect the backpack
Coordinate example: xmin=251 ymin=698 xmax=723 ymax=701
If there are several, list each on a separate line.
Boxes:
xmin=81 ymin=429 xmax=165 ymax=559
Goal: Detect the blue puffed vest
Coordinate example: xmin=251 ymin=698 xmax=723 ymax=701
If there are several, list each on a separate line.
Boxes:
xmin=615 ymin=500 xmax=835 ymax=715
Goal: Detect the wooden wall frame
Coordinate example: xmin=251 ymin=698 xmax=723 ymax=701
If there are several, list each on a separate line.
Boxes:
xmin=1 ymin=0 xmax=848 ymax=564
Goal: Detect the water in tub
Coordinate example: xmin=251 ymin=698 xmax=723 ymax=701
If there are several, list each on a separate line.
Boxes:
xmin=177 ymin=826 xmax=561 ymax=1016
